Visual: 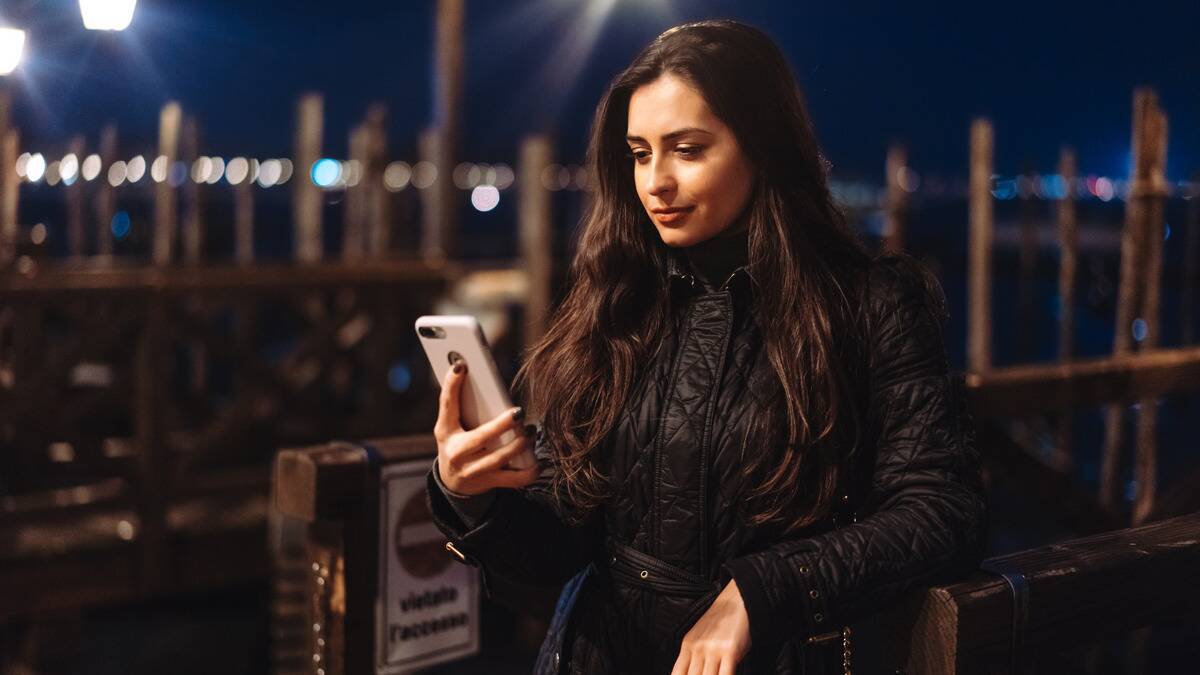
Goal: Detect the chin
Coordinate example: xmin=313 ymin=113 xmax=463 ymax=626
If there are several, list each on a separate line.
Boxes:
xmin=655 ymin=228 xmax=706 ymax=248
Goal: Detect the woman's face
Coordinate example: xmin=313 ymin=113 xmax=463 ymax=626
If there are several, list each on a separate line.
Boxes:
xmin=626 ymin=73 xmax=755 ymax=248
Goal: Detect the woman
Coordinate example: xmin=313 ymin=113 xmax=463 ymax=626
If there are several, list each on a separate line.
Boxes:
xmin=426 ymin=19 xmax=988 ymax=675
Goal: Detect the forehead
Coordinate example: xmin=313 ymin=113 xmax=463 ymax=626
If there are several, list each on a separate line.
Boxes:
xmin=627 ymin=74 xmax=721 ymax=137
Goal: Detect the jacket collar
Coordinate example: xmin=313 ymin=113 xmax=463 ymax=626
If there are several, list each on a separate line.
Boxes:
xmin=666 ymin=249 xmax=755 ymax=302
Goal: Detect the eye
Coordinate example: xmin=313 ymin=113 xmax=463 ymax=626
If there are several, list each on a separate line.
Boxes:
xmin=627 ymin=148 xmax=651 ymax=164
xmin=675 ymin=145 xmax=703 ymax=158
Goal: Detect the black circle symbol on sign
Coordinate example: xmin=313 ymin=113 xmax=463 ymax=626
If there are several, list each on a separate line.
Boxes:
xmin=393 ymin=487 xmax=452 ymax=579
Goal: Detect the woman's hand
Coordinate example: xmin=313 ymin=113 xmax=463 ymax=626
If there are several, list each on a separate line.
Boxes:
xmin=434 ymin=359 xmax=540 ymax=495
xmin=670 ymin=579 xmax=752 ymax=675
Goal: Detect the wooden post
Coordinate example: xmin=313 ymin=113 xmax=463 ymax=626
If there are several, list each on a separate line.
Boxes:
xmin=883 ymin=143 xmax=907 ymax=253
xmin=0 ymin=129 xmax=17 ymax=266
xmin=66 ymin=135 xmax=86 ymax=259
xmin=1183 ymin=171 xmax=1199 ymax=346
xmin=153 ymin=101 xmax=181 ymax=266
xmin=294 ymin=93 xmax=324 ymax=263
xmin=1056 ymin=148 xmax=1079 ymax=362
xmin=1017 ymin=160 xmax=1038 ymax=363
xmin=181 ymin=116 xmax=203 ymax=265
xmin=519 ymin=134 xmax=554 ymax=347
xmin=968 ymin=119 xmax=994 ymax=374
xmin=428 ymin=0 xmax=464 ymax=261
xmin=1099 ymin=88 xmax=1161 ymax=511
xmin=179 ymin=116 xmax=207 ymax=393
xmin=95 ymin=125 xmax=117 ymax=260
xmin=364 ymin=104 xmax=390 ymax=258
xmin=135 ymin=295 xmax=169 ymax=594
xmin=418 ymin=128 xmax=443 ymax=262
xmin=234 ymin=160 xmax=255 ymax=265
xmin=1132 ymin=103 xmax=1168 ymax=526
xmin=342 ymin=124 xmax=368 ymax=262
xmin=1053 ymin=147 xmax=1078 ymax=472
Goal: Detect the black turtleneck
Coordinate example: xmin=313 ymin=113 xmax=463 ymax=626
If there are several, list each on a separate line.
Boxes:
xmin=681 ymin=223 xmax=750 ymax=292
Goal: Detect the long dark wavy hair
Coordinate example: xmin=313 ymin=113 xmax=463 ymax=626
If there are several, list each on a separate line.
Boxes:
xmin=513 ymin=19 xmax=878 ymax=533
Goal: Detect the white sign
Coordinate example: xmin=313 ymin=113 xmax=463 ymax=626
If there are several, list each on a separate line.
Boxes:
xmin=376 ymin=458 xmax=480 ymax=673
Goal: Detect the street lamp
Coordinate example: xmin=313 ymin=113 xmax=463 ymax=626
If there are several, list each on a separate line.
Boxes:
xmin=79 ymin=0 xmax=137 ymax=31
xmin=0 ymin=28 xmax=25 ymax=75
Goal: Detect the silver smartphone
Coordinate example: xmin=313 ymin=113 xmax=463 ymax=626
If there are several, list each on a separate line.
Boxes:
xmin=415 ymin=315 xmax=535 ymax=469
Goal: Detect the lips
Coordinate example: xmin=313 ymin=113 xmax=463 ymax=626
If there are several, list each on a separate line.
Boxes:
xmin=651 ymin=206 xmax=694 ymax=224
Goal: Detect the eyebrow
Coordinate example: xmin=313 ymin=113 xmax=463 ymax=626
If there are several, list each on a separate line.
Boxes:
xmin=625 ymin=127 xmax=713 ymax=143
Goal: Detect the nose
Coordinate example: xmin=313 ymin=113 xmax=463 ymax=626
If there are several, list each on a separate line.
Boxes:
xmin=645 ymin=156 xmax=675 ymax=199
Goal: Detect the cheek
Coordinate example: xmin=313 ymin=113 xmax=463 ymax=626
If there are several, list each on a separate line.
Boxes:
xmin=688 ymin=161 xmax=749 ymax=216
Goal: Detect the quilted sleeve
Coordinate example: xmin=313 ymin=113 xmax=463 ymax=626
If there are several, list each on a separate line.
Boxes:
xmin=720 ymin=258 xmax=989 ymax=649
xmin=425 ymin=424 xmax=600 ymax=598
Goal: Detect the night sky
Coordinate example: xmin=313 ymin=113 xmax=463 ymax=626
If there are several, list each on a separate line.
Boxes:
xmin=6 ymin=0 xmax=1198 ymax=182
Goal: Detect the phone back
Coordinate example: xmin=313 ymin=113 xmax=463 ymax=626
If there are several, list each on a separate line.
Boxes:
xmin=415 ymin=315 xmax=521 ymax=458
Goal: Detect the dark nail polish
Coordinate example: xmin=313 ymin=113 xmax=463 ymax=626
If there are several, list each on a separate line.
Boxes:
xmin=453 ymin=361 xmax=464 ymax=374
xmin=511 ymin=407 xmax=525 ymax=421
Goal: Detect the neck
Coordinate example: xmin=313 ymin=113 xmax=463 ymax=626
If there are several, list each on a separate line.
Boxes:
xmin=682 ymin=222 xmax=750 ymax=291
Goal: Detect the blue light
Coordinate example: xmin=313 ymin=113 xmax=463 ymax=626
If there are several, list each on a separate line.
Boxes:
xmin=388 ymin=361 xmax=412 ymax=393
xmin=111 ymin=211 xmax=131 ymax=239
xmin=1163 ymin=223 xmax=1171 ymax=241
xmin=990 ymin=179 xmax=1017 ymax=200
xmin=311 ymin=158 xmax=341 ymax=187
xmin=1131 ymin=318 xmax=1148 ymax=342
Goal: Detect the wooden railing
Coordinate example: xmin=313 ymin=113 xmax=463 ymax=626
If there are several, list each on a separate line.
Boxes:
xmin=0 ymin=260 xmax=449 ymax=619
xmin=269 ymin=429 xmax=1200 ymax=674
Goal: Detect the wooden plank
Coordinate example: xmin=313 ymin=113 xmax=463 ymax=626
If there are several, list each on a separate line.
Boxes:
xmin=1100 ymin=88 xmax=1156 ymax=508
xmin=234 ymin=157 xmax=255 ymax=265
xmin=95 ymin=125 xmax=117 ymax=259
xmin=273 ymin=436 xmax=435 ymax=522
xmin=364 ymin=103 xmax=390 ymax=258
xmin=519 ymin=134 xmax=553 ymax=347
xmin=274 ymin=442 xmax=369 ymax=522
xmin=1132 ymin=101 xmax=1169 ymax=526
xmin=180 ymin=115 xmax=203 ymax=265
xmin=1016 ymin=160 xmax=1037 ymax=363
xmin=342 ymin=124 xmax=368 ymax=262
xmin=1053 ymin=147 xmax=1079 ymax=472
xmin=66 ymin=135 xmax=86 ymax=259
xmin=294 ymin=93 xmax=324 ymax=263
xmin=153 ymin=101 xmax=181 ymax=266
xmin=968 ymin=118 xmax=994 ymax=373
xmin=0 ymin=259 xmax=452 ymax=296
xmin=430 ymin=0 xmax=464 ymax=261
xmin=134 ymin=295 xmax=168 ymax=595
xmin=419 ymin=127 xmax=445 ymax=262
xmin=965 ymin=345 xmax=1200 ymax=418
xmin=883 ymin=143 xmax=907 ymax=253
xmin=896 ymin=511 xmax=1200 ymax=672
xmin=0 ymin=128 xmax=17 ymax=265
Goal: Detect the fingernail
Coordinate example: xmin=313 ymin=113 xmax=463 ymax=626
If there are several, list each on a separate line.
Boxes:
xmin=452 ymin=361 xmax=465 ymax=374
xmin=511 ymin=407 xmax=525 ymax=421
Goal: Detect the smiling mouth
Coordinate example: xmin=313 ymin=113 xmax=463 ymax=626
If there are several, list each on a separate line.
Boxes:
xmin=652 ymin=207 xmax=694 ymax=224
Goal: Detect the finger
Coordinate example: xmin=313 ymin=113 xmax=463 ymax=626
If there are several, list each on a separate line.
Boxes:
xmin=717 ymin=660 xmax=735 ymax=675
xmin=702 ymin=655 xmax=721 ymax=675
xmin=461 ymin=433 xmax=532 ymax=476
xmin=490 ymin=464 xmax=541 ymax=489
xmin=669 ymin=650 xmax=691 ymax=675
xmin=686 ymin=653 xmax=704 ymax=675
xmin=463 ymin=403 xmax=524 ymax=447
xmin=434 ymin=360 xmax=467 ymax=438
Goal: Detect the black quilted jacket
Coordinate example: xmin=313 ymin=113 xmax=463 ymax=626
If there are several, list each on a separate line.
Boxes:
xmin=426 ymin=253 xmax=989 ymax=674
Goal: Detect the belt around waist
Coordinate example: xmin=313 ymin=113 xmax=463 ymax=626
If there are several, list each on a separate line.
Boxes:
xmin=599 ymin=540 xmax=720 ymax=597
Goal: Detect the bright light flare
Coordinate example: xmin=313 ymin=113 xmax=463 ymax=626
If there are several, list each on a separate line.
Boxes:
xmin=79 ymin=0 xmax=137 ymax=31
xmin=0 ymin=28 xmax=25 ymax=75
